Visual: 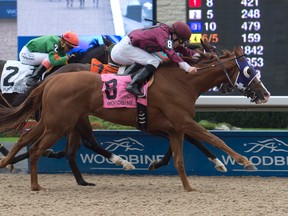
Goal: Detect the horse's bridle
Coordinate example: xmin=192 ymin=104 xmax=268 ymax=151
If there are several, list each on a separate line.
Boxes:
xmin=197 ymin=52 xmax=261 ymax=102
xmin=197 ymin=53 xmax=245 ymax=86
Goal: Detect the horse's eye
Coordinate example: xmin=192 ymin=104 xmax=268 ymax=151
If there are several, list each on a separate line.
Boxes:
xmin=243 ymin=66 xmax=252 ymax=78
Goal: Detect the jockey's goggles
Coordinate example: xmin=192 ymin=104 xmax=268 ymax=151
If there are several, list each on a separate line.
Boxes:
xmin=64 ymin=41 xmax=74 ymax=50
xmin=176 ymin=37 xmax=188 ymax=46
xmin=172 ymin=34 xmax=188 ymax=46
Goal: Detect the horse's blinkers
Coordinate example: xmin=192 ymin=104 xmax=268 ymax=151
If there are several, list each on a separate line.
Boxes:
xmin=234 ymin=56 xmax=261 ymax=101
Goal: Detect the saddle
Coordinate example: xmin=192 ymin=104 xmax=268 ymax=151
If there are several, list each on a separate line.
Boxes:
xmin=101 ymin=74 xmax=153 ymax=131
xmin=90 ymin=58 xmax=119 ymax=74
xmin=1 ymin=60 xmax=36 ymax=94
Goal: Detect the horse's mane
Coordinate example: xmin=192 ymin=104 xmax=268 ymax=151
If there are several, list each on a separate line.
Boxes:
xmin=196 ymin=49 xmax=233 ymax=66
xmin=159 ymin=53 xmax=214 ymax=69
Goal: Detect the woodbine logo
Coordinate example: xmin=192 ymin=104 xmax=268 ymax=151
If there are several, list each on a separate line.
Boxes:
xmin=222 ymin=138 xmax=288 ymax=170
xmin=80 ymin=137 xmax=164 ymax=167
xmin=244 ymin=138 xmax=288 ymax=153
xmin=100 ymin=137 xmax=145 ymax=152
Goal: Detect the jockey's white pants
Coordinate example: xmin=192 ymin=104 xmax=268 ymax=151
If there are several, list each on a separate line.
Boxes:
xmin=19 ymin=46 xmax=49 ymax=66
xmin=111 ymin=36 xmax=160 ymax=68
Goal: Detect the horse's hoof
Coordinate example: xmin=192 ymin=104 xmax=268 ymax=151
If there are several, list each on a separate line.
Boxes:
xmin=209 ymin=158 xmax=227 ymax=172
xmin=6 ymin=164 xmax=14 ymax=172
xmin=184 ymin=187 xmax=198 ymax=192
xmin=110 ymin=155 xmax=122 ymax=166
xmin=31 ymin=185 xmax=47 ymax=191
xmin=123 ymin=161 xmax=135 ymax=170
xmin=79 ymin=182 xmax=96 ymax=186
xmin=148 ymin=162 xmax=157 ymax=170
xmin=215 ymin=164 xmax=227 ymax=172
xmin=245 ymin=164 xmax=258 ymax=171
xmin=42 ymin=149 xmax=53 ymax=157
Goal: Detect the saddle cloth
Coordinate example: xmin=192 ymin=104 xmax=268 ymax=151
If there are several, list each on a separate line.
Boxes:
xmin=1 ymin=60 xmax=34 ymax=93
xmin=101 ymin=74 xmax=148 ymax=109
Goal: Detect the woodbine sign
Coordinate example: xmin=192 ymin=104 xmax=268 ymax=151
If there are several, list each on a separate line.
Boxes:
xmin=32 ymin=130 xmax=288 ymax=177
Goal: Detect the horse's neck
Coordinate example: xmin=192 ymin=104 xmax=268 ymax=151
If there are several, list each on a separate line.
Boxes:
xmin=157 ymin=57 xmax=236 ymax=97
xmin=195 ymin=57 xmax=237 ymax=93
xmin=79 ymin=45 xmax=108 ymax=64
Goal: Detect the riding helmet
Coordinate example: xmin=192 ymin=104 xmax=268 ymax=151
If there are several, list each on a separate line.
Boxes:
xmin=171 ymin=21 xmax=192 ymax=42
xmin=62 ymin=31 xmax=79 ymax=47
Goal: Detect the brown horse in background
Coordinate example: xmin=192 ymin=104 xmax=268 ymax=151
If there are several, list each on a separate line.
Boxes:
xmin=0 ymin=46 xmax=270 ymax=191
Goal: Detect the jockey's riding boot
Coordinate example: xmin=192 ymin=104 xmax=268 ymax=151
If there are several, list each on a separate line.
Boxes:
xmin=126 ymin=64 xmax=156 ymax=96
xmin=122 ymin=63 xmax=143 ymax=75
xmin=26 ymin=64 xmax=47 ymax=87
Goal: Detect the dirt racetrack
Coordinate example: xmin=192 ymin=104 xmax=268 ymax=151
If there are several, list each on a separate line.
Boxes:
xmin=0 ymin=173 xmax=287 ymax=216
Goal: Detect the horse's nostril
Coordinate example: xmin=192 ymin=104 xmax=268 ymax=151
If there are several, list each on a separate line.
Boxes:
xmin=264 ymin=92 xmax=270 ymax=98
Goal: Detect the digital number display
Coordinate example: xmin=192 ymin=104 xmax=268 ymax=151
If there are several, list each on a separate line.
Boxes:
xmin=186 ymin=0 xmax=288 ymax=96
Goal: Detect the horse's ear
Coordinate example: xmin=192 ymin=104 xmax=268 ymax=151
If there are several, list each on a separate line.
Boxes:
xmin=200 ymin=39 xmax=218 ymax=54
xmin=102 ymin=35 xmax=113 ymax=47
xmin=200 ymin=39 xmax=209 ymax=51
xmin=200 ymin=38 xmax=205 ymax=46
xmin=233 ymin=46 xmax=243 ymax=56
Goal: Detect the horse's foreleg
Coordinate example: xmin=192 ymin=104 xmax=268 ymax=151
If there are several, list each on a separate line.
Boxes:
xmin=169 ymin=132 xmax=195 ymax=192
xmin=0 ymin=144 xmax=14 ymax=171
xmin=148 ymin=147 xmax=171 ymax=170
xmin=43 ymin=150 xmax=65 ymax=159
xmin=186 ymin=120 xmax=256 ymax=170
xmin=148 ymin=132 xmax=226 ymax=172
xmin=29 ymin=130 xmax=63 ymax=191
xmin=66 ymin=129 xmax=95 ymax=186
xmin=0 ymin=143 xmax=60 ymax=173
xmin=1 ymin=143 xmax=64 ymax=162
xmin=0 ymin=124 xmax=43 ymax=168
xmin=77 ymin=117 xmax=135 ymax=170
xmin=184 ymin=135 xmax=227 ymax=172
xmin=81 ymin=135 xmax=135 ymax=170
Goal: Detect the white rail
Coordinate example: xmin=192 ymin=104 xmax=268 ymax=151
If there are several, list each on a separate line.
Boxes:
xmin=195 ymin=96 xmax=288 ymax=112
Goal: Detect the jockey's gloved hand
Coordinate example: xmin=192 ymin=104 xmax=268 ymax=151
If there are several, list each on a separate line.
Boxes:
xmin=67 ymin=53 xmax=77 ymax=63
xmin=187 ymin=66 xmax=197 ymax=74
xmin=191 ymin=53 xmax=201 ymax=63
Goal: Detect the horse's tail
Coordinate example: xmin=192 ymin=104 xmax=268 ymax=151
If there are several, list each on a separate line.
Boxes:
xmin=0 ymin=81 xmax=47 ymax=132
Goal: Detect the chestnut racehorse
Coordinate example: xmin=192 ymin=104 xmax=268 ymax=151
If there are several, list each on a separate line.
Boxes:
xmin=0 ymin=46 xmax=270 ymax=191
xmin=0 ymin=40 xmax=227 ymax=176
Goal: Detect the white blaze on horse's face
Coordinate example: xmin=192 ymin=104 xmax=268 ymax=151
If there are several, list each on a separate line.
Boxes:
xmin=249 ymin=75 xmax=270 ymax=104
xmin=234 ymin=56 xmax=270 ymax=104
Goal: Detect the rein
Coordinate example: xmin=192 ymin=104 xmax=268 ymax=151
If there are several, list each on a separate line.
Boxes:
xmin=197 ymin=53 xmax=246 ymax=88
xmin=197 ymin=54 xmax=246 ymax=72
xmin=0 ymin=94 xmax=13 ymax=108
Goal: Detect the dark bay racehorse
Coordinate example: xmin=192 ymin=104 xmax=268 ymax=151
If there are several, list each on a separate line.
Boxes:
xmin=0 ymin=46 xmax=270 ymax=191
